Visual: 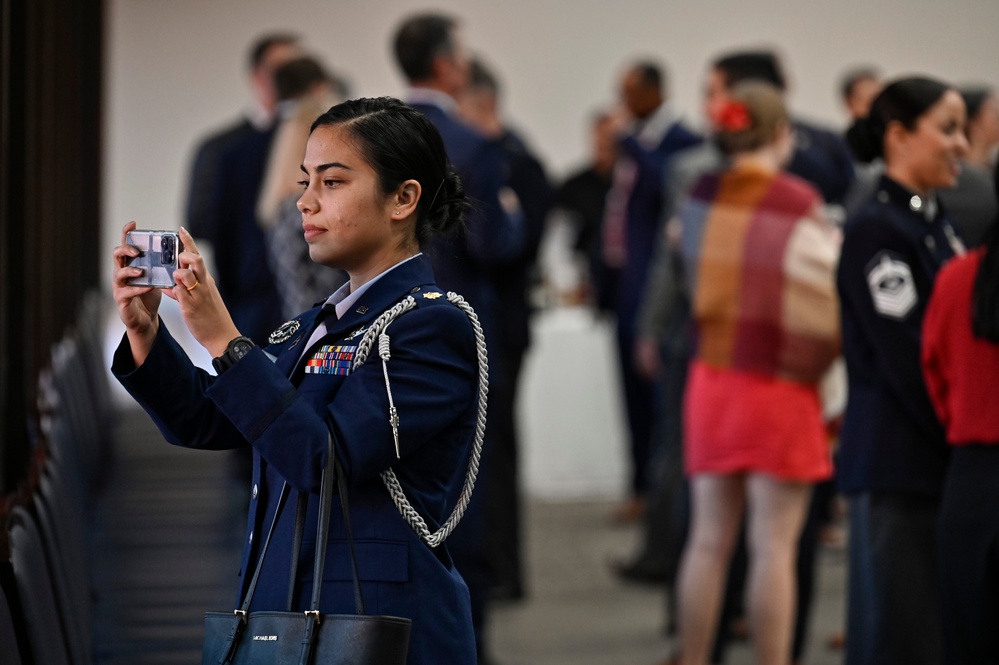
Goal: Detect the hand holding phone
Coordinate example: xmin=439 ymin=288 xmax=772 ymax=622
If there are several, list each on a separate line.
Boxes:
xmin=124 ymin=230 xmax=181 ymax=287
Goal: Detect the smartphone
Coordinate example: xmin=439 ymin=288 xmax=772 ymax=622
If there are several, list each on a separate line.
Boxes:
xmin=125 ymin=230 xmax=181 ymax=288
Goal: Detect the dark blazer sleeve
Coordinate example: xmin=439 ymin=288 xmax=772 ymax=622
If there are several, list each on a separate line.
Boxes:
xmin=111 ymin=322 xmax=248 ymax=451
xmin=462 ymin=137 xmax=525 ymax=264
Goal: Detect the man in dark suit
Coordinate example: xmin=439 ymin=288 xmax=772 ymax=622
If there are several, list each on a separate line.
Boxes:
xmin=601 ymin=61 xmax=701 ymax=523
xmin=392 ymin=14 xmax=524 ymax=664
xmin=184 ymin=33 xmax=302 ymax=345
xmin=459 ymin=56 xmax=554 ymax=604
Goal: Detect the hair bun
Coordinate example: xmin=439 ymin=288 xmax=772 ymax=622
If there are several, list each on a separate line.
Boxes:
xmin=846 ymin=116 xmax=882 ymax=164
xmin=421 ymin=167 xmax=467 ymax=242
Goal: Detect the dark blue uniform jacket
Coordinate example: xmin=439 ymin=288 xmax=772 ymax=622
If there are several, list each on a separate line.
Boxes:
xmin=836 ymin=176 xmax=961 ymax=496
xmin=409 ymin=100 xmax=524 ymax=393
xmin=113 ymin=255 xmax=478 ymax=664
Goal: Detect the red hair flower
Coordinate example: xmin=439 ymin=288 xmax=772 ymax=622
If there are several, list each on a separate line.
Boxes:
xmin=713 ymin=100 xmax=751 ymax=132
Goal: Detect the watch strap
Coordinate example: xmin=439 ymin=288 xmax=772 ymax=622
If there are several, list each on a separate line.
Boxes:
xmin=212 ymin=335 xmax=254 ymax=374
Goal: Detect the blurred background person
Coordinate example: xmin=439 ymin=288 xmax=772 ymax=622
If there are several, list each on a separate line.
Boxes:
xmin=181 ymin=32 xmax=303 ymax=502
xmin=840 ymin=67 xmax=883 ymax=122
xmin=393 ymin=13 xmax=525 ymax=664
xmin=922 ymin=163 xmax=999 ymax=665
xmin=670 ymin=82 xmax=841 ymax=665
xmin=601 ymin=59 xmax=702 ymax=524
xmin=620 ymin=48 xmax=853 ymax=665
xmin=838 ymin=76 xmax=968 ymax=665
xmin=183 ymin=32 xmax=302 ymax=346
xmin=545 ymin=110 xmax=618 ymax=307
xmin=839 ymin=67 xmax=885 ymax=217
xmin=460 ymin=56 xmax=553 ymax=604
xmin=938 ymin=85 xmax=999 ymax=247
xmin=256 ymin=55 xmax=348 ymax=320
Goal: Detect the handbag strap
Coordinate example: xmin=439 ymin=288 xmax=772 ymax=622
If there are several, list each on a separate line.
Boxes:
xmin=233 ymin=437 xmax=370 ymax=617
xmin=286 ymin=491 xmax=307 ymax=611
xmin=305 ymin=429 xmax=366 ymax=615
xmin=237 ymin=481 xmax=291 ymax=614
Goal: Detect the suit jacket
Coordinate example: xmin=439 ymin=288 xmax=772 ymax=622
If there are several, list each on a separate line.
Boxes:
xmin=185 ymin=117 xmax=257 ymax=243
xmin=788 ymin=120 xmax=856 ymax=206
xmin=612 ymin=119 xmax=702 ymax=327
xmin=207 ymin=127 xmax=284 ymax=345
xmin=490 ymin=127 xmax=553 ymax=358
xmin=407 ymin=99 xmax=524 ymax=383
xmin=113 ymin=254 xmax=478 ymax=665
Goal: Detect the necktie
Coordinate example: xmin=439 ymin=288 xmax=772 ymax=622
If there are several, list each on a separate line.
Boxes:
xmin=315 ymin=303 xmax=338 ymax=328
xmin=294 ymin=304 xmax=338 ymax=374
xmin=305 ymin=304 xmax=337 ymax=353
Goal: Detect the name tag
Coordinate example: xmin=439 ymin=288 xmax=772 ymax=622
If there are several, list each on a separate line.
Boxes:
xmin=304 ymin=344 xmax=357 ymax=376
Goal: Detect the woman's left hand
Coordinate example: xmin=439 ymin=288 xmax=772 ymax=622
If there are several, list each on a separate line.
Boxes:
xmin=165 ymin=227 xmax=241 ymax=358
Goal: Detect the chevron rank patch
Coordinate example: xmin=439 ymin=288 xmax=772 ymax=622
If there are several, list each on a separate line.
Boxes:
xmin=866 ymin=252 xmax=917 ymax=320
xmin=305 ymin=344 xmax=357 ymax=376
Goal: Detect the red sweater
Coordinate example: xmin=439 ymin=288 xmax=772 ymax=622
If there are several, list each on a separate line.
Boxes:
xmin=922 ymin=249 xmax=999 ymax=445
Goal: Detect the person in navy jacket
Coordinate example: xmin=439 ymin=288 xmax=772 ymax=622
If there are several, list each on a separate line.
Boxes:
xmin=112 ymin=97 xmax=480 ymax=665
xmin=837 ymin=77 xmax=969 ymax=665
xmin=602 ymin=60 xmax=702 ymax=520
xmin=392 ymin=14 xmax=525 ymax=661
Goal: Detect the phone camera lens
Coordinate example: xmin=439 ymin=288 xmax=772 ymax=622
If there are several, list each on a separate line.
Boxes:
xmin=161 ymin=236 xmax=175 ymax=264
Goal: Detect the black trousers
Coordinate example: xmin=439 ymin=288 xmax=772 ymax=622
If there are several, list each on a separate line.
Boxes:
xmin=846 ymin=492 xmax=941 ymax=665
xmin=613 ymin=317 xmax=655 ymax=497
xmin=938 ymin=444 xmax=999 ymax=665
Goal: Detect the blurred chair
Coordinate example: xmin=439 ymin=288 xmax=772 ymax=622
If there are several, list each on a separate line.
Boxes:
xmin=36 ymin=460 xmax=94 ymax=665
xmin=8 ymin=504 xmax=72 ymax=665
xmin=0 ymin=555 xmax=26 ymax=665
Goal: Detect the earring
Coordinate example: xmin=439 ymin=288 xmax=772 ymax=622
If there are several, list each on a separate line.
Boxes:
xmin=394 ymin=210 xmax=401 ymax=215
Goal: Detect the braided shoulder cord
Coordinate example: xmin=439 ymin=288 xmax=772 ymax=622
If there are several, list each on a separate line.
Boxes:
xmin=351 ymin=292 xmax=489 ymax=548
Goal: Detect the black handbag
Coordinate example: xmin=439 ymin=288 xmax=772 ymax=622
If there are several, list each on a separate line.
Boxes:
xmin=202 ymin=432 xmax=412 ymax=665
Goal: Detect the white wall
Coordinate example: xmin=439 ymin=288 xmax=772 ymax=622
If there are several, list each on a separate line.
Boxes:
xmin=105 ymin=0 xmax=999 ymax=247
xmin=104 ymin=0 xmax=998 ymax=498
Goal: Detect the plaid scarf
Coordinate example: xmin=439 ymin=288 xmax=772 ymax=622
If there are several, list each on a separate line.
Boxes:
xmin=679 ymin=165 xmax=841 ymax=385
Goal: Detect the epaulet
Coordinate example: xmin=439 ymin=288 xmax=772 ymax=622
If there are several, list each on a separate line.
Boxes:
xmin=406 ymin=285 xmax=449 ymax=307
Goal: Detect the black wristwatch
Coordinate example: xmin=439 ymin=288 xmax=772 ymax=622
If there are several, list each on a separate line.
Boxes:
xmin=212 ymin=335 xmax=255 ymax=375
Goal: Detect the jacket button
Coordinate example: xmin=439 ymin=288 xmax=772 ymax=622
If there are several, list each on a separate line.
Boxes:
xmin=252 ymin=484 xmax=258 ymax=500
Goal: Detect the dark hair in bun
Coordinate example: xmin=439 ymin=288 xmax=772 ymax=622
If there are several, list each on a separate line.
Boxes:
xmin=846 ymin=76 xmax=951 ymax=163
xmin=310 ymin=96 xmax=467 ymax=245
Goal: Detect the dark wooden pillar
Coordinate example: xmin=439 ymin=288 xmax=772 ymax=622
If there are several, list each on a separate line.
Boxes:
xmin=0 ymin=0 xmax=104 ymax=492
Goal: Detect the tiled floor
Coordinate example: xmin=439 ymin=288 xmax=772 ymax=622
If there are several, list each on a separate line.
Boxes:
xmin=489 ymin=500 xmax=846 ymax=665
xmin=91 ymin=406 xmax=846 ymax=664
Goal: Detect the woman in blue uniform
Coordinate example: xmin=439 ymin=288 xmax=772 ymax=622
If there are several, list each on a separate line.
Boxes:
xmin=111 ymin=97 xmax=479 ymax=664
xmin=837 ymin=77 xmax=968 ymax=665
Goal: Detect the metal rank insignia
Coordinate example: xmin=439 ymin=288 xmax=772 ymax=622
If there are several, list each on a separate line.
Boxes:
xmin=345 ymin=326 xmax=367 ymax=340
xmin=423 ymin=292 xmax=442 ymax=300
xmin=268 ymin=319 xmax=301 ymax=344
